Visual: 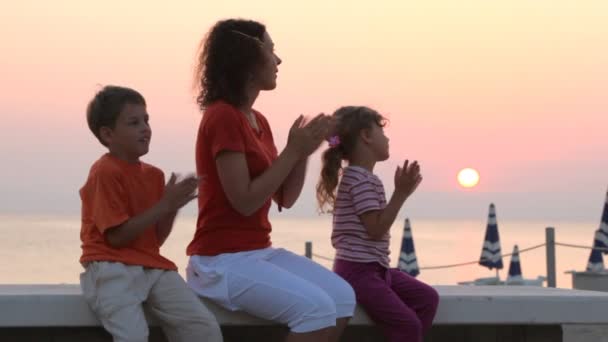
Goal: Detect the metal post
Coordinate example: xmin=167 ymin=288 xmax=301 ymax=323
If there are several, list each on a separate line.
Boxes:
xmin=545 ymin=227 xmax=556 ymax=288
xmin=305 ymin=241 xmax=312 ymax=259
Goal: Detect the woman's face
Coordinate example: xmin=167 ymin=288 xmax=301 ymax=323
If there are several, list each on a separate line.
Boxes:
xmin=252 ymin=31 xmax=282 ymax=91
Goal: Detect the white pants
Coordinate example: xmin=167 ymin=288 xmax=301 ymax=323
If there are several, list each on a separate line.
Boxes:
xmin=187 ymin=247 xmax=356 ymax=333
xmin=80 ymin=261 xmax=223 ymax=342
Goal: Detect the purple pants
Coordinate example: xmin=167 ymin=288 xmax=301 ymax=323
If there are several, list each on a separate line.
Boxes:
xmin=334 ymin=259 xmax=439 ymax=342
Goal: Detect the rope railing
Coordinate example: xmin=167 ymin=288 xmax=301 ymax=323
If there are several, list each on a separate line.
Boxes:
xmin=312 ymin=253 xmax=335 ymax=262
xmin=420 ymin=243 xmax=546 ymax=270
xmin=555 ymin=241 xmax=608 ymax=252
xmin=304 ymin=233 xmax=606 ymax=277
xmin=309 ymin=242 xmax=548 ymax=269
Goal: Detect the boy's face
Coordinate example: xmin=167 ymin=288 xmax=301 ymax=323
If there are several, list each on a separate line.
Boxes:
xmin=101 ymin=103 xmax=151 ymax=162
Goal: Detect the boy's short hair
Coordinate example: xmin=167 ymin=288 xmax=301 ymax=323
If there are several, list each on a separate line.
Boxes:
xmin=86 ymin=85 xmax=146 ymax=146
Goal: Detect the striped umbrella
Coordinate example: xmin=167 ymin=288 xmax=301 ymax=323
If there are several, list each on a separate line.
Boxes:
xmin=507 ymin=245 xmax=523 ymax=283
xmin=398 ymin=218 xmax=420 ymax=277
xmin=587 ymin=230 xmax=605 ymax=272
xmin=596 ymin=189 xmax=608 ymax=254
xmin=479 ymin=203 xmax=504 ymax=270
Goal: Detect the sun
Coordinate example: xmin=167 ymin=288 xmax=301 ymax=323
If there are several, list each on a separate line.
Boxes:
xmin=457 ymin=168 xmax=480 ymax=188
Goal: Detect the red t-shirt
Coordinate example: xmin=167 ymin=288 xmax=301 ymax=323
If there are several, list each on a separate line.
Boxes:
xmin=187 ymin=101 xmax=279 ymax=256
xmin=79 ymin=153 xmax=177 ymax=270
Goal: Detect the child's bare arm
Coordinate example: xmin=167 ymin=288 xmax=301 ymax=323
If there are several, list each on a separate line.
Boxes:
xmin=156 ymin=211 xmax=178 ymax=246
xmin=105 ymin=202 xmax=173 ymax=248
xmin=105 ymin=174 xmax=198 ymax=248
xmin=156 ymin=174 xmax=200 ymax=245
xmin=359 ymin=160 xmax=422 ymax=240
xmin=359 ymin=192 xmax=409 ymax=240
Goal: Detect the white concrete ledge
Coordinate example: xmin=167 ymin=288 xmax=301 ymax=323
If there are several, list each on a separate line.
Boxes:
xmin=2 ymin=285 xmax=608 ymax=327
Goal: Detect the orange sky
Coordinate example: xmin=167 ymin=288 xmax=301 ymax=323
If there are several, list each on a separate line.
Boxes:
xmin=0 ymin=0 xmax=606 ymax=219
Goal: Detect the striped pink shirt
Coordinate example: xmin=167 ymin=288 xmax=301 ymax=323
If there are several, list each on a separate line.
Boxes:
xmin=332 ymin=166 xmax=390 ymax=267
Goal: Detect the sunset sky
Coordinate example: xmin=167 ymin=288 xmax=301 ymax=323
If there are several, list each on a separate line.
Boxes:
xmin=1 ymin=0 xmax=606 ymax=220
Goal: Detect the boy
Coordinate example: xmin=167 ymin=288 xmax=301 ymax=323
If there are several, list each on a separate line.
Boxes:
xmin=79 ymin=85 xmax=222 ymax=342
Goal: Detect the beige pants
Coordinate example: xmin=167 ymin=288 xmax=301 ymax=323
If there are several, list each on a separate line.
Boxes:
xmin=80 ymin=261 xmax=222 ymax=342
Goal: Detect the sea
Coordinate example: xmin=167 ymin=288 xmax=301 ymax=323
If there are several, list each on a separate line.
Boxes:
xmin=0 ymin=214 xmax=600 ymax=289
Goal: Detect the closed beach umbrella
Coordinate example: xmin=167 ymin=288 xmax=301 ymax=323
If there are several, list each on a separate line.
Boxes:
xmin=398 ymin=218 xmax=420 ymax=277
xmin=587 ymin=230 xmax=605 ymax=272
xmin=479 ymin=203 xmax=504 ymax=270
xmin=507 ymin=245 xmax=523 ymax=283
xmin=597 ymin=189 xmax=608 ymax=254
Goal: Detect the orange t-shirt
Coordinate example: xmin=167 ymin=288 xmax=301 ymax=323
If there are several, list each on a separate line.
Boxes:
xmin=187 ymin=101 xmax=278 ymax=256
xmin=79 ymin=153 xmax=177 ymax=270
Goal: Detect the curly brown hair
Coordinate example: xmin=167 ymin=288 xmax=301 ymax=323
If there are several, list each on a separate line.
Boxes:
xmin=193 ymin=19 xmax=266 ymax=110
xmin=316 ymin=106 xmax=387 ymax=212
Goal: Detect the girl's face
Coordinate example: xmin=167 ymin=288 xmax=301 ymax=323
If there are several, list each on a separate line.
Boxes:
xmin=252 ymin=31 xmax=282 ymax=91
xmin=367 ymin=123 xmax=390 ymax=162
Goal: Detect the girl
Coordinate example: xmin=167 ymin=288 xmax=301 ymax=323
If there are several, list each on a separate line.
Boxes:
xmin=316 ymin=106 xmax=439 ymax=342
xmin=186 ymin=19 xmax=355 ymax=342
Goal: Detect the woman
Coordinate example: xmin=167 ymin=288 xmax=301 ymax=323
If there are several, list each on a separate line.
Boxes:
xmin=186 ymin=19 xmax=355 ymax=342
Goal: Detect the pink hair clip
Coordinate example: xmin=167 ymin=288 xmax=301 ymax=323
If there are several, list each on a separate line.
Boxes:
xmin=327 ymin=135 xmax=340 ymax=148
